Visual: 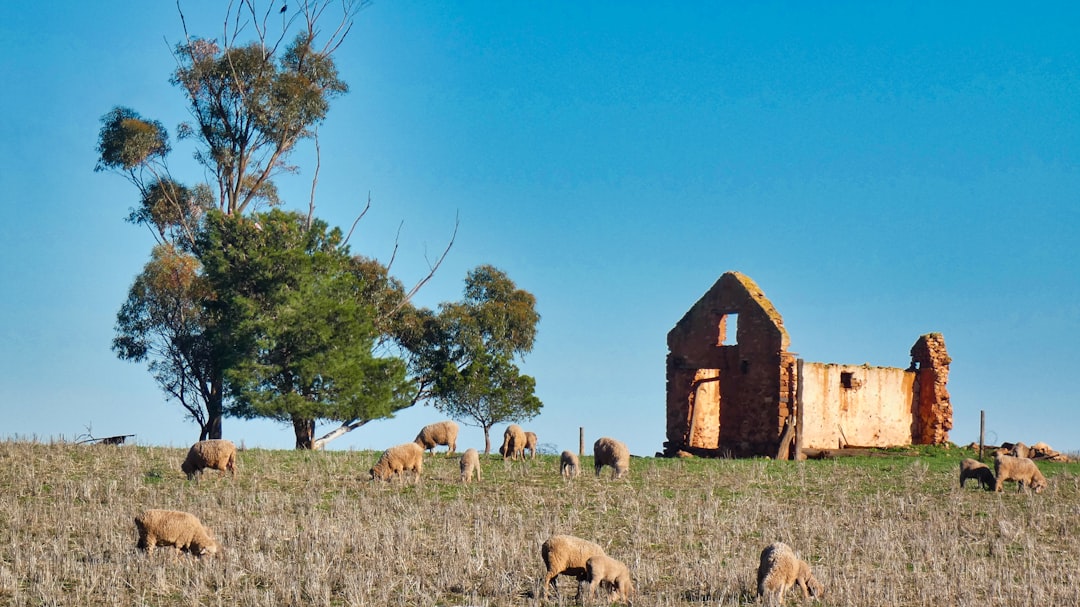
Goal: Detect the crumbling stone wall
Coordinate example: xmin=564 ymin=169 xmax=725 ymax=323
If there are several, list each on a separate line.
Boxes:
xmin=910 ymin=333 xmax=953 ymax=445
xmin=665 ymin=272 xmax=793 ymax=457
xmin=664 ymin=272 xmax=953 ymax=458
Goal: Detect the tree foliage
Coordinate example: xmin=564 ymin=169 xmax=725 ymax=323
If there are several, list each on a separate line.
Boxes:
xmin=196 ymin=209 xmax=413 ymax=448
xmin=113 ymin=244 xmax=222 ymax=440
xmin=414 ymin=266 xmax=543 ymax=452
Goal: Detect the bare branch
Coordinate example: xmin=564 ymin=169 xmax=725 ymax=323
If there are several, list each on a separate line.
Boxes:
xmin=341 ymin=191 xmax=372 ymax=247
xmin=306 ymin=127 xmax=321 ymax=230
xmin=378 ymin=213 xmax=459 ymax=323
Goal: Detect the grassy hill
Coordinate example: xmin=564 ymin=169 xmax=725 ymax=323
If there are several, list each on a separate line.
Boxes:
xmin=1 ymin=440 xmax=1078 ymax=606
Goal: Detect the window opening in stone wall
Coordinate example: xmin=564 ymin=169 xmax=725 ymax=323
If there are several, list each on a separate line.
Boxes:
xmin=841 ymin=371 xmax=854 ymax=389
xmin=717 ymin=313 xmax=738 ymax=346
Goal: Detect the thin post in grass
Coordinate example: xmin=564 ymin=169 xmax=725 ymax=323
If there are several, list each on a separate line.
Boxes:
xmin=979 ymin=410 xmax=985 ymax=461
xmin=580 ymin=427 xmax=585 ymax=458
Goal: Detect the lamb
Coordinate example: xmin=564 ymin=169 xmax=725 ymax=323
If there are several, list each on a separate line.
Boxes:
xmin=994 ymin=453 xmax=1047 ymax=493
xmin=585 ymin=554 xmax=635 ymax=604
xmin=959 ymin=458 xmax=995 ymax=491
xmin=369 ymin=442 xmax=424 ymax=481
xmin=756 ymin=542 xmax=822 ymax=606
xmin=460 ymin=447 xmax=481 ymax=483
xmin=500 ymin=424 xmax=527 ymax=461
xmin=525 ymin=431 xmax=539 ymax=459
xmin=414 ymin=420 xmax=459 ymax=455
xmin=541 ymin=534 xmax=607 ymax=601
xmin=593 ymin=437 xmax=630 ymax=479
xmin=180 ymin=439 xmax=237 ymax=480
xmin=560 ymin=450 xmax=581 ymax=478
xmin=134 ymin=509 xmax=219 ymax=557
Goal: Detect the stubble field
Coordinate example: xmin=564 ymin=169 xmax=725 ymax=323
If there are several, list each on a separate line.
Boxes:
xmin=0 ymin=439 xmax=1078 ymax=606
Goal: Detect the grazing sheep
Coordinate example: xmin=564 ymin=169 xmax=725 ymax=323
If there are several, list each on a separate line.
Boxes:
xmin=541 ymin=534 xmax=607 ymax=601
xmin=369 ymin=442 xmax=424 ymax=481
xmin=525 ymin=431 xmax=539 ymax=459
xmin=414 ymin=420 xmax=459 ymax=455
xmin=757 ymin=542 xmax=822 ymax=606
xmin=585 ymin=554 xmax=635 ymax=604
xmin=134 ymin=509 xmax=219 ymax=557
xmin=180 ymin=439 xmax=237 ymax=480
xmin=593 ymin=437 xmax=630 ymax=479
xmin=500 ymin=424 xmax=527 ymax=461
xmin=994 ymin=453 xmax=1047 ymax=493
xmin=460 ymin=448 xmax=481 ymax=483
xmin=560 ymin=450 xmax=581 ymax=478
xmin=959 ymin=458 xmax=995 ymax=491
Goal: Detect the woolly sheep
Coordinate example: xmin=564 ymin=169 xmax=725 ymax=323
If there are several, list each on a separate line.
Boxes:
xmin=524 ymin=431 xmax=539 ymax=459
xmin=593 ymin=437 xmax=630 ymax=479
xmin=414 ymin=420 xmax=459 ymax=455
xmin=460 ymin=448 xmax=481 ymax=483
xmin=959 ymin=458 xmax=995 ymax=491
xmin=369 ymin=442 xmax=424 ymax=481
xmin=181 ymin=439 xmax=237 ymax=480
xmin=585 ymin=554 xmax=635 ymax=604
xmin=500 ymin=424 xmax=527 ymax=461
xmin=560 ymin=450 xmax=581 ymax=478
xmin=994 ymin=453 xmax=1047 ymax=493
xmin=541 ymin=534 xmax=607 ymax=601
xmin=757 ymin=542 xmax=822 ymax=606
xmin=134 ymin=509 xmax=219 ymax=557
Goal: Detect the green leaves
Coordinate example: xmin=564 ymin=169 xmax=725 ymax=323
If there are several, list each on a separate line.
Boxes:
xmin=95 ymin=107 xmax=170 ymax=173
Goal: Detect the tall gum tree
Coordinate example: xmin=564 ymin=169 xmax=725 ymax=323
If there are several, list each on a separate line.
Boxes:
xmin=98 ymin=1 xmax=455 ymax=446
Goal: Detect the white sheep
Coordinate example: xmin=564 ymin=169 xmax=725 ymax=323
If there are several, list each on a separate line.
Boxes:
xmin=414 ymin=420 xmax=459 ymax=455
xmin=541 ymin=534 xmax=607 ymax=601
xmin=525 ymin=431 xmax=539 ymax=459
xmin=994 ymin=453 xmax=1047 ymax=493
xmin=593 ymin=437 xmax=630 ymax=479
xmin=134 ymin=509 xmax=219 ymax=557
xmin=180 ymin=439 xmax=237 ymax=480
xmin=500 ymin=424 xmax=527 ymax=461
xmin=369 ymin=442 xmax=424 ymax=481
xmin=756 ymin=542 xmax=822 ymax=606
xmin=959 ymin=458 xmax=995 ymax=491
xmin=460 ymin=448 xmax=481 ymax=483
xmin=560 ymin=450 xmax=581 ymax=478
xmin=585 ymin=554 xmax=635 ymax=604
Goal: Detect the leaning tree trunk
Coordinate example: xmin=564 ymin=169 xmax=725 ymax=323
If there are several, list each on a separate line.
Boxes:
xmin=293 ymin=417 xmax=315 ymax=450
xmin=483 ymin=426 xmax=492 ymax=454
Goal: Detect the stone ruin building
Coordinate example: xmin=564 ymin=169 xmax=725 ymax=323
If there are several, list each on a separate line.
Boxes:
xmin=663 ymin=271 xmax=953 ymax=458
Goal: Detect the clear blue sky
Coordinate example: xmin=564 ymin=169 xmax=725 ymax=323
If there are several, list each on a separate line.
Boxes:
xmin=2 ymin=2 xmax=1077 ymax=455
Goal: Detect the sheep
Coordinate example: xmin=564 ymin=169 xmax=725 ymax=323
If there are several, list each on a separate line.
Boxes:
xmin=525 ymin=431 xmax=539 ymax=459
xmin=541 ymin=534 xmax=607 ymax=601
xmin=756 ymin=542 xmax=822 ymax=606
xmin=369 ymin=442 xmax=424 ymax=482
xmin=134 ymin=509 xmax=219 ymax=557
xmin=585 ymin=554 xmax=635 ymax=604
xmin=593 ymin=437 xmax=630 ymax=479
xmin=180 ymin=439 xmax=237 ymax=480
xmin=560 ymin=450 xmax=581 ymax=478
xmin=959 ymin=458 xmax=995 ymax=491
xmin=460 ymin=448 xmax=481 ymax=483
xmin=500 ymin=424 xmax=527 ymax=461
xmin=414 ymin=420 xmax=459 ymax=455
xmin=994 ymin=453 xmax=1047 ymax=493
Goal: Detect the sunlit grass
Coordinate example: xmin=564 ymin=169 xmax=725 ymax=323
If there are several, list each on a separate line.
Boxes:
xmin=0 ymin=440 xmax=1077 ymax=605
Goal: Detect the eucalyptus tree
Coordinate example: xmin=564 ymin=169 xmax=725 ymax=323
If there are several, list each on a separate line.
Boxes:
xmin=413 ymin=266 xmax=544 ymax=453
xmin=96 ymin=1 xmax=396 ymax=443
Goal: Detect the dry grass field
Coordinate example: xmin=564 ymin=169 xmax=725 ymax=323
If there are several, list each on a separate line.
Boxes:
xmin=1 ymin=439 xmax=1078 ymax=606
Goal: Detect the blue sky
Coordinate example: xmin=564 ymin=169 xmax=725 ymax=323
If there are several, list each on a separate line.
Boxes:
xmin=1 ymin=2 xmax=1077 ymax=455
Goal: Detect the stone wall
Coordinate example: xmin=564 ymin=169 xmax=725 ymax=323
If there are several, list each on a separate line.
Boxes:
xmin=798 ymin=363 xmax=917 ymax=449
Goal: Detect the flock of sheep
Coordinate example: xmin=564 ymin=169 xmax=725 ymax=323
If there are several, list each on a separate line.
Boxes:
xmin=959 ymin=441 xmax=1050 ymax=493
xmin=132 ymin=425 xmax=1053 ymax=606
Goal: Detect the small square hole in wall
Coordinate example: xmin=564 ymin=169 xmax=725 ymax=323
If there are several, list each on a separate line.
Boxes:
xmin=841 ymin=372 xmax=854 ymax=389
